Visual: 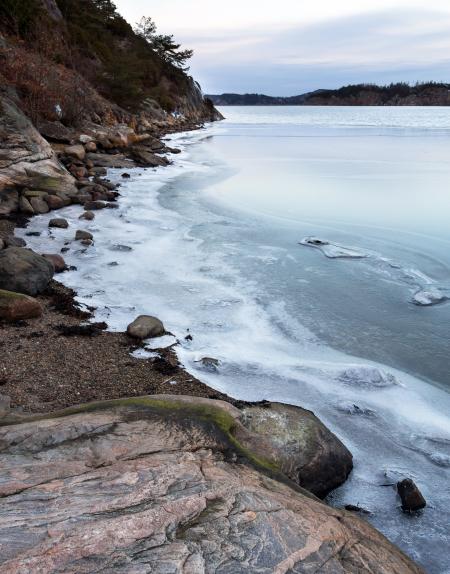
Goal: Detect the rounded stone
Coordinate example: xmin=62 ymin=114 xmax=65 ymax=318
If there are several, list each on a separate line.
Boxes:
xmin=127 ymin=315 xmax=165 ymax=339
xmin=0 ymin=289 xmax=43 ymax=321
xmin=0 ymin=247 xmax=54 ymax=296
xmin=49 ymin=218 xmax=69 ymax=229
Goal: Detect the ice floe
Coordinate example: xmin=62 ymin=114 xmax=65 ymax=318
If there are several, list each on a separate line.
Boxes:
xmin=412 ymin=287 xmax=449 ymax=307
xmin=299 ymin=237 xmax=369 ymax=258
xmin=336 ymin=365 xmax=400 ymax=388
xmin=300 ymin=236 xmax=450 ymax=308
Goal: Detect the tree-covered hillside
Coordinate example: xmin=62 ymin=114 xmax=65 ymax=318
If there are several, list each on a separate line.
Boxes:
xmin=208 ymin=83 xmax=450 ymax=106
xmin=0 ymin=0 xmax=217 ymax=125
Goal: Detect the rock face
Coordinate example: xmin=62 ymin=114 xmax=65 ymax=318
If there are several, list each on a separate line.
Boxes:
xmin=0 ymin=95 xmax=76 ymax=197
xmin=127 ymin=315 xmax=165 ymax=339
xmin=0 ymin=396 xmax=423 ymax=574
xmin=0 ymin=289 xmax=43 ymax=320
xmin=0 ymin=247 xmax=54 ymax=295
xmin=240 ymin=402 xmax=353 ymax=498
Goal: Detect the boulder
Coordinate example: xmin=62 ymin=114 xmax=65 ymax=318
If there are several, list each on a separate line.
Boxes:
xmin=72 ymin=193 xmax=91 ymax=205
xmin=94 ymin=178 xmax=116 ymax=191
xmin=4 ymin=236 xmax=26 ymax=248
xmin=127 ymin=315 xmax=165 ymax=339
xmin=42 ymin=253 xmax=66 ymax=273
xmin=19 ymin=195 xmax=34 ymax=215
xmin=240 ymin=402 xmax=353 ymax=497
xmin=84 ymin=141 xmax=97 ymax=152
xmin=0 ymin=239 xmax=4 ymax=250
xmin=75 ymin=230 xmax=93 ymax=241
xmin=29 ymin=197 xmax=50 ymax=214
xmin=64 ymin=144 xmax=86 ymax=161
xmin=90 ymin=166 xmax=107 ymax=176
xmin=0 ymin=397 xmax=424 ymax=574
xmin=49 ymin=218 xmax=69 ymax=229
xmin=130 ymin=146 xmax=169 ymax=167
xmin=44 ymin=194 xmax=64 ymax=210
xmin=55 ymin=192 xmax=72 ymax=207
xmin=84 ymin=200 xmax=107 ymax=210
xmin=79 ymin=211 xmax=95 ymax=221
xmin=397 ymin=479 xmax=427 ymax=512
xmin=38 ymin=121 xmax=73 ymax=143
xmin=78 ymin=134 xmax=94 ymax=144
xmin=0 ymin=247 xmax=54 ymax=295
xmin=69 ymin=165 xmax=88 ymax=179
xmin=0 ymin=289 xmax=43 ymax=321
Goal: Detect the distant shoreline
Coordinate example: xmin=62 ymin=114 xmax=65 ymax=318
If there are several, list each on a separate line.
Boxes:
xmin=207 ymin=82 xmax=450 ymax=106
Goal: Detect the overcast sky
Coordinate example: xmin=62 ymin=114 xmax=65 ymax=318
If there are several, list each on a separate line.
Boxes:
xmin=114 ymin=0 xmax=450 ymax=96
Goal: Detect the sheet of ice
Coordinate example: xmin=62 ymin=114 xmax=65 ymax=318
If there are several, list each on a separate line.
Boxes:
xmin=300 ymin=236 xmax=450 ymax=307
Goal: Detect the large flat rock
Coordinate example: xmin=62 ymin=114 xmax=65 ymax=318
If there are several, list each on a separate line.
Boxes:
xmin=0 ymin=396 xmax=423 ymax=573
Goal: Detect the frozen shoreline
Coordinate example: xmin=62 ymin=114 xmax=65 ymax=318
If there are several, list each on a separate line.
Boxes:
xmin=17 ymin=125 xmax=450 ymax=573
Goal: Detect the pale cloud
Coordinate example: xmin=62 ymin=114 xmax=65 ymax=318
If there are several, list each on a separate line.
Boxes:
xmin=113 ymin=1 xmax=450 ymax=95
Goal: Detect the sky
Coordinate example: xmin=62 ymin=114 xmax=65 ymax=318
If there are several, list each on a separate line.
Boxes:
xmin=114 ymin=0 xmax=450 ymax=96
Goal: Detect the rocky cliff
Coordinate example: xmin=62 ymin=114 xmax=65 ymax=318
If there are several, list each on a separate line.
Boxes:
xmin=0 ymin=0 xmax=221 ymax=198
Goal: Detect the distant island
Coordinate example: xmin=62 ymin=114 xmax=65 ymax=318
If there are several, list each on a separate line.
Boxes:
xmin=207 ymin=82 xmax=450 ymax=106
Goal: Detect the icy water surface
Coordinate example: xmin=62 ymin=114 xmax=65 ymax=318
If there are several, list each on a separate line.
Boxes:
xmin=19 ymin=107 xmax=450 ymax=573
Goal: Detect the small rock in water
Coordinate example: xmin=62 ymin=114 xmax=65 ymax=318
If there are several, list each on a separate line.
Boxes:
xmin=109 ymin=244 xmax=132 ymax=252
xmin=397 ymin=479 xmax=426 ymax=512
xmin=49 ymin=218 xmax=69 ymax=229
xmin=25 ymin=231 xmax=41 ymax=237
xmin=195 ymin=357 xmax=220 ymax=371
xmin=75 ymin=230 xmax=93 ymax=241
xmin=307 ymin=237 xmax=329 ymax=246
xmin=79 ymin=211 xmax=95 ymax=221
xmin=121 ymin=172 xmax=131 ymax=178
xmin=127 ymin=315 xmax=165 ymax=339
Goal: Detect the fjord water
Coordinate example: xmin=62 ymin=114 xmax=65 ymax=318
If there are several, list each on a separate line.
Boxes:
xmin=19 ymin=107 xmax=450 ymax=573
